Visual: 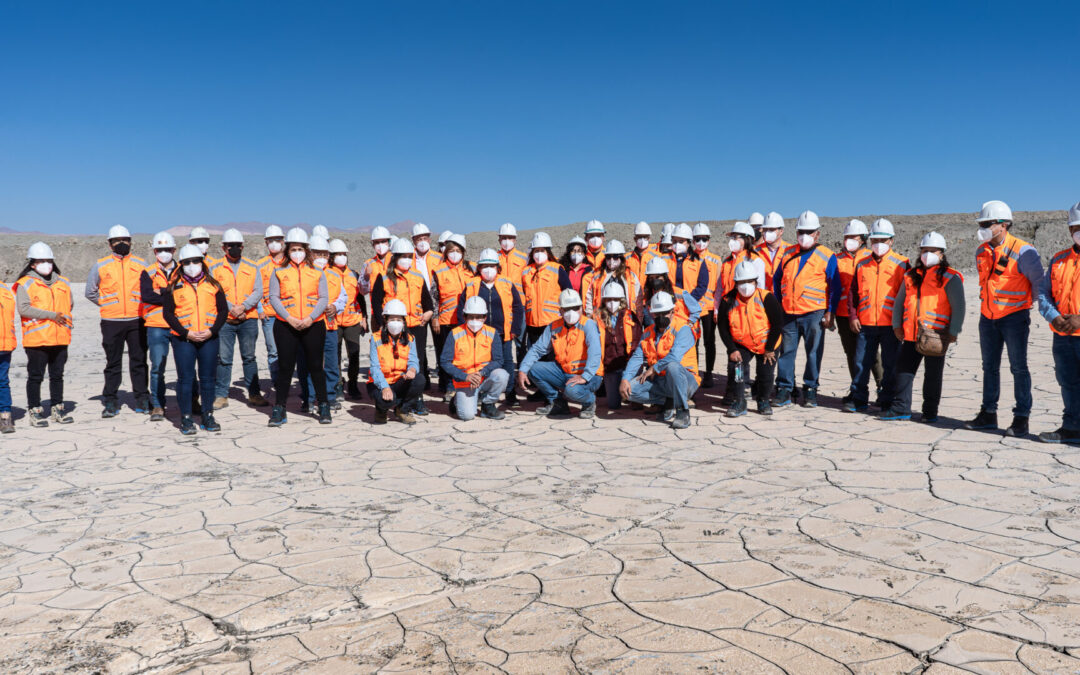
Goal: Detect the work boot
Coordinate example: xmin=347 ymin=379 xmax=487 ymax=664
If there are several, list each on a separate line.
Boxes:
xmin=373 ymin=407 xmax=388 ymax=424
xmin=756 ymin=399 xmax=773 ymax=416
xmin=526 ymin=390 xmax=546 ymax=402
xmin=413 ymin=399 xmax=429 ymax=416
xmin=134 ymin=396 xmax=150 ymax=414
xmin=535 ymin=401 xmax=555 ymax=416
xmin=671 ymin=408 xmax=691 ymax=429
xmin=480 ymin=402 xmax=505 ymax=420
xmin=268 ymin=405 xmax=287 ymax=427
xmin=656 ymin=397 xmax=676 ymax=422
xmin=964 ymin=409 xmax=998 ymax=431
xmin=394 ymin=407 xmax=417 ymax=425
xmin=920 ymin=410 xmax=939 ymax=424
xmin=347 ymin=381 xmax=362 ymax=400
xmin=1039 ymin=427 xmax=1080 ymax=444
xmin=150 ymin=407 xmax=165 ymax=422
xmin=504 ymin=389 xmax=519 ymax=407
xmin=548 ymin=398 xmax=572 ymax=418
xmin=213 ymin=397 xmax=229 ymax=410
xmin=0 ymin=412 xmax=13 ymax=434
xmin=578 ymin=401 xmax=596 ymax=419
xmin=101 ymin=401 xmax=119 ymax=418
xmin=248 ymin=393 xmax=269 ymax=407
xmin=802 ymin=388 xmax=818 ymax=408
xmin=702 ymin=372 xmax=715 ymax=388
xmin=50 ymin=406 xmax=73 ymax=425
xmin=1005 ymin=416 xmax=1029 ymax=438
xmin=878 ymin=407 xmax=911 ymax=421
xmin=331 ymin=399 xmax=342 ymax=412
xmin=725 ymin=396 xmax=748 ymax=418
xmin=201 ymin=412 xmax=221 ymax=432
xmin=28 ymin=407 xmax=49 ymax=427
xmin=180 ymin=416 xmax=197 ymax=435
xmin=771 ymin=389 xmax=792 ymax=408
xmin=335 ymin=379 xmax=345 ymax=400
xmin=318 ymin=402 xmax=332 ymax=424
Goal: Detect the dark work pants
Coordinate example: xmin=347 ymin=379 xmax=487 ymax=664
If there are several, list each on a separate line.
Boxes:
xmin=338 ymin=323 xmax=364 ymax=386
xmin=367 ymin=374 xmax=426 ymax=411
xmin=890 ymin=340 xmax=945 ymax=417
xmin=100 ymin=319 xmax=148 ymax=404
xmin=699 ymin=313 xmax=716 ymax=373
xmin=837 ymin=315 xmax=882 ymax=387
xmin=432 ymin=325 xmax=450 ymax=391
xmin=26 ymin=345 xmax=68 ymax=408
xmin=273 ymin=319 xmax=327 ymax=406
xmin=410 ymin=325 xmax=429 ymax=387
xmin=734 ymin=346 xmax=775 ymax=403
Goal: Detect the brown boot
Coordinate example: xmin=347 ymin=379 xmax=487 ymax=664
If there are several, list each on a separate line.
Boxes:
xmin=394 ymin=407 xmax=417 ymax=425
xmin=212 ymin=397 xmax=229 ymax=410
xmin=0 ymin=412 xmax=13 ymax=434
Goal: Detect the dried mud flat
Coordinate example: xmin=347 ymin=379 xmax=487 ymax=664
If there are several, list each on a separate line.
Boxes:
xmin=1 ymin=281 xmax=1079 ymax=674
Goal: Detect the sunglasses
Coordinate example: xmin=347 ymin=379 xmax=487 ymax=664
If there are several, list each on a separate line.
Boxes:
xmin=693 ymin=237 xmax=710 ymax=243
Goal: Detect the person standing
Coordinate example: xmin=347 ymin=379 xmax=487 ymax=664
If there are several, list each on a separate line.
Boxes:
xmin=0 ymin=280 xmax=16 ymax=433
xmin=583 ymin=220 xmax=606 ymax=270
xmin=717 ymin=261 xmax=783 ymax=417
xmin=255 ymin=225 xmax=287 ymax=384
xmin=359 ymin=226 xmax=393 ymax=299
xmin=520 ymin=233 xmax=572 ymax=359
xmin=497 ymin=223 xmax=529 ymax=293
xmin=210 ymin=229 xmax=267 ymax=410
xmin=626 ymin=221 xmax=659 ymax=282
xmin=441 ymin=296 xmax=509 ymax=420
xmin=965 ymin=200 xmax=1043 ymax=437
xmin=1036 ymin=202 xmax=1080 ymax=444
xmin=835 ymin=219 xmax=881 ymax=400
xmin=585 ymin=240 xmax=642 ymax=319
xmin=188 ymin=226 xmax=216 ymax=267
xmin=15 ymin=242 xmax=74 ymax=427
xmin=716 ymin=222 xmax=765 ymax=402
xmin=86 ymin=225 xmax=150 ymax=417
xmin=162 ymin=245 xmax=228 ymax=435
xmin=692 ymin=223 xmax=723 ymax=388
xmin=561 ymin=237 xmax=595 ymax=294
xmin=459 ymin=248 xmax=523 ymax=405
xmin=755 ymin=212 xmax=790 ymax=293
xmin=431 ymin=234 xmax=474 ymax=400
xmin=665 ymin=223 xmax=709 ymax=302
xmin=368 ymin=299 xmax=424 ymax=425
xmin=298 ymin=236 xmax=346 ymax=411
xmin=597 ymin=283 xmax=641 ymax=411
xmin=328 ymin=239 xmax=367 ymax=400
xmin=140 ymin=232 xmax=181 ymax=421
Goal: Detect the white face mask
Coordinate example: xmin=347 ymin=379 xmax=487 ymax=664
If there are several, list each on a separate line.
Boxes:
xmin=480 ymin=267 xmax=497 ymax=282
xmin=533 ymin=251 xmax=548 ymax=265
xmin=562 ymin=309 xmax=580 ymax=325
xmin=183 ymin=262 xmax=202 ymax=278
xmin=290 ymin=249 xmax=306 ymax=264
xmin=34 ymin=262 xmax=53 ymax=277
xmin=763 ymin=230 xmax=780 ymax=244
xmin=500 ymin=238 xmax=516 ymax=252
xmin=396 ymin=257 xmax=413 ymax=271
xmin=737 ymin=282 xmax=756 ymax=298
xmin=606 ymin=258 xmax=621 ymax=271
xmin=267 ymin=240 xmax=284 ymax=254
xmin=414 ymin=239 xmax=430 ymax=254
xmin=447 ymin=251 xmax=463 ymax=264
xmin=727 ymin=238 xmax=743 ymax=253
xmin=385 ymin=319 xmax=404 ymax=336
xmin=373 ymin=242 xmax=389 ymax=256
xmin=797 ymin=233 xmax=815 ymax=250
xmin=195 ymin=242 xmax=209 ymax=255
xmin=635 ymin=237 xmax=650 ymax=250
xmin=587 ymin=236 xmax=603 ymax=250
xmin=156 ymin=250 xmax=174 ymax=264
xmin=312 ymin=256 xmax=328 ymax=269
xmin=921 ymin=251 xmax=941 ymax=267
xmin=333 ymin=254 xmax=347 ymax=267
xmin=467 ymin=318 xmax=485 ymax=333
xmin=570 ymin=252 xmax=584 ymax=265
xmin=976 ymin=227 xmax=993 ymax=243
xmin=844 ymin=238 xmax=861 ymax=253
xmin=605 ymin=300 xmax=621 ymax=314
xmin=694 ymin=240 xmax=709 ymax=252
xmin=673 ymin=241 xmax=688 ymax=255
xmin=1073 ymin=231 xmax=1080 ymax=248
xmin=871 ymin=242 xmax=891 ymax=257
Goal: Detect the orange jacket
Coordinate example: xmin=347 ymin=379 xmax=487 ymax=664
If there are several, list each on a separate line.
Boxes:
xmin=778 ymin=245 xmax=834 ymax=315
xmin=449 ymin=324 xmax=498 ymax=388
xmin=334 ymin=266 xmax=364 ymax=327
xmin=976 ymin=232 xmax=1035 ymax=320
xmin=585 ymin=248 xmax=605 ymax=271
xmin=273 ymin=263 xmax=325 ymax=321
xmin=500 ymin=248 xmax=529 ymax=293
xmin=835 ymin=249 xmax=869 ymax=318
xmin=698 ymin=251 xmax=723 ymax=313
xmin=1047 ymin=247 xmax=1080 ymax=336
xmin=0 ymin=285 xmax=16 ymax=352
xmin=255 ymin=254 xmax=283 ymax=315
xmin=728 ymin=288 xmax=774 ymax=354
xmin=463 ymin=277 xmax=516 ymax=337
xmin=522 ymin=261 xmax=564 ymax=327
xmin=586 ymin=270 xmax=642 ymax=317
xmin=755 ymin=241 xmax=791 ymax=293
xmin=625 ymin=247 xmax=659 ymax=282
xmin=169 ymin=277 xmax=220 ymax=337
xmin=640 ymin=318 xmax=700 ymax=384
xmin=211 ymin=257 xmax=261 ymax=320
xmin=141 ymin=264 xmax=173 ymax=328
xmin=901 ymin=267 xmax=963 ymax=342
xmin=718 ymin=250 xmax=749 ymax=299
xmin=15 ymin=275 xmax=73 ymax=347
xmin=432 ymin=262 xmax=474 ymax=326
xmin=551 ymin=317 xmax=605 ymax=377
xmin=369 ymin=330 xmax=411 ymax=384
xmin=323 ymin=267 xmax=344 ymax=330
xmin=381 ymin=269 xmax=428 ymax=327
xmin=89 ymin=254 xmax=147 ymax=319
xmin=853 ymin=251 xmax=909 ymax=326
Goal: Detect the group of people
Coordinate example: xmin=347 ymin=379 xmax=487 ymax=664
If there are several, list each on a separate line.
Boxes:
xmin=2 ymin=199 xmax=1080 ymax=444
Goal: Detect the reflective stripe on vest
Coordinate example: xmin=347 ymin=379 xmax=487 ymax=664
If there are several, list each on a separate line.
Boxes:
xmin=499 ymin=249 xmax=529 ymax=293
xmin=141 ymin=265 xmax=172 ymax=328
xmin=522 ymin=262 xmax=563 ymax=327
xmin=755 ymin=241 xmax=791 ymax=293
xmin=779 ymin=245 xmax=833 ymax=315
xmin=433 ymin=263 xmax=473 ymax=326
xmin=1049 ymin=248 xmax=1080 ymax=336
xmin=902 ymin=267 xmax=962 ymax=342
xmin=450 ymin=324 xmax=497 ymax=388
xmin=335 ymin=268 xmax=363 ymax=327
xmin=976 ymin=232 xmax=1034 ymax=319
xmin=855 ymin=251 xmax=909 ymax=326
xmin=382 ymin=269 xmax=427 ymax=327
xmin=323 ymin=268 xmax=344 ymax=330
xmin=464 ymin=277 xmax=515 ymax=337
xmin=369 ymin=330 xmax=411 ymax=384
xmin=17 ymin=276 xmax=73 ymax=347
xmin=274 ymin=264 xmax=324 ymax=321
xmin=835 ymin=249 xmax=869 ymax=318
xmin=210 ymin=258 xmax=260 ymax=320
xmin=96 ymin=255 xmax=147 ymax=319
xmin=0 ymin=286 xmax=17 ymax=351
xmin=640 ymin=318 xmax=700 ymax=384
xmin=728 ymin=288 xmax=773 ymax=354
xmin=550 ymin=317 xmax=604 ymax=377
xmin=170 ymin=278 xmax=219 ymax=336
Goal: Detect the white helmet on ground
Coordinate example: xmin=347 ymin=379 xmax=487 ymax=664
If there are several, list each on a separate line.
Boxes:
xmin=734 ymin=260 xmax=759 ymax=282
xmin=978 ymin=200 xmax=1013 ymax=223
xmin=693 ymin=223 xmax=711 ymax=238
xmin=844 ymin=219 xmax=869 ymax=237
xmin=673 ymin=223 xmax=693 ymax=240
xmin=27 ymin=242 xmax=54 ymax=260
xmin=152 ymin=232 xmax=176 ymax=249
xmin=645 ymin=257 xmax=670 ymax=276
xmin=371 ymin=226 xmax=391 ymax=241
xmin=309 ymin=235 xmax=330 ymax=252
xmin=188 ymin=226 xmax=210 ymax=241
xmin=604 ymin=240 xmax=625 ymax=256
xmin=558 ymin=289 xmax=583 ymax=309
xmin=264 ymin=225 xmax=284 ymax=239
xmin=221 ymin=228 xmax=244 ymax=244
xmin=730 ymin=222 xmax=755 ymax=237
xmin=795 ymin=210 xmax=821 ymax=231
xmin=499 ymin=223 xmax=517 ymax=237
xmin=108 ymin=224 xmax=131 ymax=240
xmin=920 ymin=232 xmax=947 ymax=250
xmin=178 ymin=244 xmax=204 ymax=262
xmin=462 ymin=296 xmax=488 ymax=316
xmin=477 ymin=248 xmax=499 ymax=266
xmin=869 ymin=218 xmax=895 ymax=239
xmin=748 ymin=212 xmax=765 ymax=227
xmin=412 ymin=223 xmax=431 ymax=237
xmin=634 ymin=221 xmax=652 ymax=236
xmin=530 ymin=232 xmax=553 ymax=250
xmin=649 ymin=291 xmax=674 ymax=313
xmin=329 ymin=239 xmax=348 ymax=254
xmin=383 ymin=299 xmax=407 ymax=317
xmin=390 ymin=238 xmax=414 ymax=255
xmin=285 ymin=227 xmax=309 ymax=245
xmin=585 ymin=220 xmax=605 ymax=234
xmin=312 ymin=225 xmax=330 ymax=239
xmin=602 ymin=283 xmax=626 ymax=300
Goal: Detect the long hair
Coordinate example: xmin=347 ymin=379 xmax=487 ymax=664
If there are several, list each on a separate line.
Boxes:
xmin=18 ymin=260 xmax=62 ymax=280
xmin=643 ymin=273 xmax=673 ymax=302
xmin=278 ymin=243 xmax=310 ymax=268
xmin=559 ymin=242 xmax=586 ymax=271
xmin=379 ymin=320 xmax=413 ymax=345
xmin=727 ymin=234 xmax=758 ymax=262
xmin=599 ymin=294 xmax=628 ymax=325
xmin=909 ymin=252 xmax=951 ymax=286
xmin=388 ymin=253 xmax=412 ymax=295
xmin=604 ymin=255 xmax=627 ymax=278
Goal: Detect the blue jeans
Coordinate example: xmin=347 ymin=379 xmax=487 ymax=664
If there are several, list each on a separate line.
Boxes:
xmin=776 ymin=310 xmax=825 ymax=391
xmin=261 ymin=316 xmax=279 ymax=384
xmin=1052 ymin=334 xmax=1080 ymax=430
xmin=978 ymin=311 xmax=1031 ymax=416
xmin=604 ymin=370 xmax=624 ymax=409
xmin=625 ymin=363 xmax=699 ymax=410
xmin=298 ymin=328 xmax=340 ymax=404
xmin=454 ymin=369 xmax=509 ymax=420
xmin=170 ymin=335 xmax=219 ymax=418
xmin=850 ymin=325 xmax=899 ymax=405
xmin=0 ymin=352 xmax=11 ymax=413
xmin=147 ymin=327 xmax=174 ymax=409
xmin=528 ymin=361 xmax=602 ymax=406
xmin=216 ymin=319 xmax=261 ymax=398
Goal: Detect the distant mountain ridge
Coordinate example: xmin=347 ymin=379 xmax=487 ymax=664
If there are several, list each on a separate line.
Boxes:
xmin=163 ymin=220 xmax=417 ymax=238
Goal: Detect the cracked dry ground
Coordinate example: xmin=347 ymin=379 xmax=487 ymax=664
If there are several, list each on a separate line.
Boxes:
xmin=2 ymin=281 xmax=1079 ymax=674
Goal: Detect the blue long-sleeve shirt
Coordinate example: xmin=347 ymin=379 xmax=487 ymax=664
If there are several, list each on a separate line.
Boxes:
xmin=673 ymin=253 xmax=709 ymax=300
xmin=368 ymin=334 xmax=419 ymax=390
xmin=1038 ymin=247 xmax=1076 ymax=323
xmin=439 ymin=327 xmax=504 ymax=382
xmin=519 ymin=317 xmax=602 ymax=383
xmin=623 ymin=321 xmax=697 ymax=382
xmin=454 ymin=281 xmax=525 ymax=338
xmin=771 ymin=246 xmax=842 ymax=314
xmin=642 ymin=290 xmax=701 ymax=328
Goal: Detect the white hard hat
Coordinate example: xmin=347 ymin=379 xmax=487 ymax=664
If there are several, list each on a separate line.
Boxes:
xmin=645 ymin=257 xmax=670 ymax=276
xmin=412 ymin=223 xmax=431 ymax=237
xmin=844 ymin=219 xmax=869 ymax=237
xmin=868 ymin=218 xmax=895 ymax=239
xmin=661 ymin=231 xmax=673 ymax=245
xmin=309 ymin=235 xmax=330 ymax=252
xmin=312 ymin=225 xmax=330 ymax=239
xmin=178 ymin=244 xmax=204 ymax=262
xmin=371 ymin=226 xmax=391 ymax=241
xmin=108 ymin=224 xmax=131 ymax=240
xmin=634 ymin=221 xmax=652 ymax=237
xmin=438 ymin=230 xmax=453 ymax=244
xmin=188 ymin=226 xmax=210 ymax=241
xmin=383 ymin=299 xmax=407 ymax=317
xmin=661 ymin=223 xmax=675 ymax=236
xmin=693 ymin=223 xmax=711 ymax=238
xmin=390 ymin=238 xmax=414 ymax=255
xmin=673 ymin=223 xmax=693 ymax=240
xmin=649 ymin=291 xmax=675 ymax=314
xmin=763 ymin=212 xmax=784 ymax=229
xmin=730 ymin=222 xmax=755 ymax=237
xmin=1070 ymin=202 xmax=1080 ymax=227
xmin=462 ymin=296 xmax=488 ymax=316
xmin=499 ymin=222 xmax=517 ymax=237
xmin=748 ymin=212 xmax=765 ymax=227
xmin=734 ymin=260 xmax=759 ymax=282
xmin=585 ymin=220 xmax=605 ymax=234
xmin=920 ymin=232 xmax=947 ymax=250
xmin=978 ymin=200 xmax=1013 ymax=223
xmin=604 ymin=239 xmax=625 ymax=256
xmin=27 ymin=242 xmax=54 ymax=260
xmin=601 ymin=282 xmax=626 ymax=300
xmin=448 ymin=233 xmax=467 ymax=249
xmin=558 ymin=289 xmax=583 ymax=309
xmin=477 ymin=248 xmax=499 ymax=266
xmin=388 ymin=235 xmax=399 ymax=247
xmin=329 ymin=238 xmax=348 ymax=254
xmin=285 ymin=227 xmax=309 ymax=245
xmin=152 ymin=231 xmax=176 ymax=249
xmin=222 ymin=228 xmax=244 ymax=244
xmin=567 ymin=236 xmax=586 ymax=248
xmin=530 ymin=232 xmax=553 ymax=250
xmin=264 ymin=225 xmax=284 ymax=239
xmin=796 ymin=210 xmax=821 ymax=231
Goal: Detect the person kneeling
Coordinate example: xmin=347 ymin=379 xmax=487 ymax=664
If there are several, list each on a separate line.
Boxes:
xmin=441 ymin=296 xmax=508 ymax=420
xmin=619 ymin=291 xmax=700 ymax=429
xmin=517 ymin=289 xmax=603 ymax=419
xmin=368 ymin=300 xmax=425 ymax=425
xmin=717 ymin=261 xmax=783 ymax=417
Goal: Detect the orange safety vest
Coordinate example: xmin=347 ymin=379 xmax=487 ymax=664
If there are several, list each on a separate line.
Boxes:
xmin=381 ymin=268 xmax=428 ymax=328
xmin=432 ymin=262 xmax=473 ymax=326
xmin=666 ymin=254 xmax=702 ymax=295
xmin=625 ymin=247 xmax=658 ymax=282
xmin=273 ymin=263 xmax=325 ymax=321
xmin=976 ymin=232 xmax=1035 ymax=320
xmin=140 ymin=264 xmax=174 ymax=328
xmin=755 ymin=241 xmax=791 ymax=293
xmin=1047 ymin=247 xmax=1080 ymax=336
xmin=521 ymin=261 xmax=563 ymax=327
xmin=728 ymin=288 xmax=774 ymax=354
xmin=587 ymin=270 xmax=641 ymax=316
xmin=0 ymin=285 xmax=17 ymax=352
xmin=550 ymin=317 xmax=605 ymax=377
xmin=323 ymin=267 xmax=344 ymax=330
xmin=255 ymin=254 xmax=283 ymax=315
xmin=718 ymin=250 xmax=750 ymax=299
xmin=450 ymin=324 xmax=498 ymax=388
xmin=463 ymin=277 xmax=516 ymax=337
xmin=585 ymin=248 xmax=605 ymax=271
xmin=169 ymin=277 xmax=220 ymax=336
xmin=499 ymin=248 xmax=529 ymax=292
xmin=15 ymin=275 xmax=73 ymax=347
xmin=369 ymin=330 xmax=411 ymax=384
xmin=365 ymin=253 xmax=392 ymax=291
xmin=601 ymin=308 xmax=637 ymax=356
xmin=835 ymin=249 xmax=869 ymax=318
xmin=210 ymin=257 xmax=260 ymax=320
xmin=94 ymin=254 xmax=147 ymax=319
xmin=854 ymin=250 xmax=909 ymax=326
xmin=901 ymin=267 xmax=963 ymax=342
xmin=640 ymin=318 xmax=700 ymax=384
xmin=335 ymin=267 xmax=363 ymax=327
xmin=778 ymin=245 xmax=834 ymax=315
xmin=697 ymin=251 xmax=723 ymax=313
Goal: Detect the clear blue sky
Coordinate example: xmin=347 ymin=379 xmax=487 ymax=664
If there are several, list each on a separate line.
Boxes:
xmin=2 ymin=1 xmax=1077 ymax=234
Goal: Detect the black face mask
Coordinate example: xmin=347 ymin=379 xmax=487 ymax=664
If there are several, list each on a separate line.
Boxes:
xmin=226 ymin=244 xmax=243 ymax=260
xmin=654 ymin=314 xmax=671 ymax=333
xmin=111 ymin=241 xmax=131 ymax=256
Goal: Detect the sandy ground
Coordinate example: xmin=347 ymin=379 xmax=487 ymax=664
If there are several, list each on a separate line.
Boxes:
xmin=1 ymin=281 xmax=1079 ymax=673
